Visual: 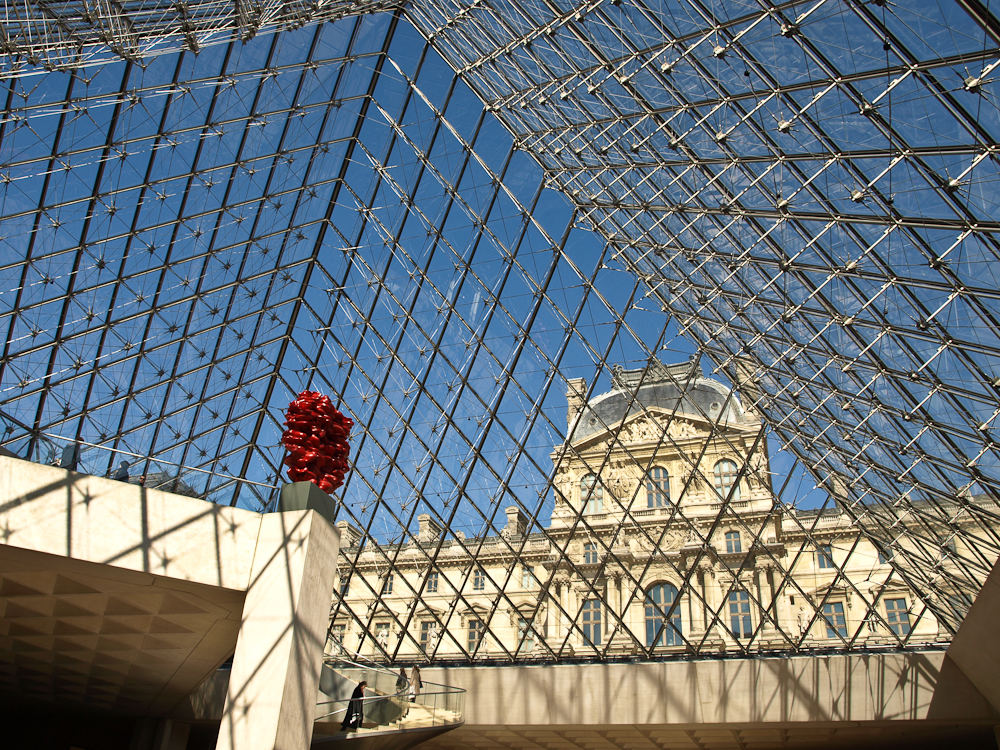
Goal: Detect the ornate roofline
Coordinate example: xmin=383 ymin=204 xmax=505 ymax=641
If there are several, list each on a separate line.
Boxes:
xmin=610 ymin=357 xmax=700 ymax=392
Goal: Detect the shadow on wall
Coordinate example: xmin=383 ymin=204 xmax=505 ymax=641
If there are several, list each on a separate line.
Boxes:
xmin=422 ymin=650 xmax=999 ymax=726
xmin=0 ymin=459 xmax=340 ymax=750
xmin=925 ymin=654 xmax=993 ymax=720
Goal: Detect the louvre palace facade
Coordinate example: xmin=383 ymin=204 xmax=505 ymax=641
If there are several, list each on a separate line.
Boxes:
xmin=4 ymin=0 xmax=1000 ymax=746
xmin=330 ymin=360 xmax=974 ymax=662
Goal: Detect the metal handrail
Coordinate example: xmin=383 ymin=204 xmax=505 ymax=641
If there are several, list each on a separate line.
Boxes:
xmin=323 ymin=648 xmax=411 ymax=697
xmin=318 ymin=647 xmax=466 ymax=733
xmin=325 ymin=645 xmax=465 ymax=693
xmin=315 ymin=687 xmax=460 ymax=720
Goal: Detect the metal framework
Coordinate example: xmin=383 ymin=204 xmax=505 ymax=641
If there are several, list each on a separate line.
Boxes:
xmin=0 ymin=0 xmax=998 ymax=662
xmin=0 ymin=0 xmax=401 ymax=74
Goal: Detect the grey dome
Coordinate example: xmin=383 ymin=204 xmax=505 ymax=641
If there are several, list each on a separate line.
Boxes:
xmin=571 ymin=360 xmax=744 ymax=444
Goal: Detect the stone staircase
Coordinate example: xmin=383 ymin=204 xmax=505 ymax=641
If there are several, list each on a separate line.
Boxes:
xmin=313 ymin=695 xmax=462 ymax=737
xmin=311 ymin=653 xmax=465 ymax=745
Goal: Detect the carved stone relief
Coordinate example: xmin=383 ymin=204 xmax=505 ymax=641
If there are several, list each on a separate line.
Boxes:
xmin=628 ymin=529 xmax=685 ymax=555
xmin=608 ymin=459 xmax=643 ymax=501
xmin=630 ymin=533 xmax=653 ymax=555
xmin=747 ymin=451 xmax=768 ymax=489
xmin=680 ymin=466 xmax=704 ymax=493
xmin=621 ymin=417 xmax=659 ymax=444
xmin=667 ymin=418 xmax=698 ymax=439
xmin=661 ymin=529 xmax=686 ymax=550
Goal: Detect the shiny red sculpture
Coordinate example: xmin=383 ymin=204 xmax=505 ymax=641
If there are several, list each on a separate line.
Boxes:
xmin=281 ymin=391 xmax=353 ymax=493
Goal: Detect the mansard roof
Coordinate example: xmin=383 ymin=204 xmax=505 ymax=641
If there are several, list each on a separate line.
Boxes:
xmin=570 ymin=359 xmax=748 ymax=444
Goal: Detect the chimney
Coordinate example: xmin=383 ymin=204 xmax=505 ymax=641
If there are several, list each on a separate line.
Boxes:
xmin=418 ymin=514 xmax=443 ymax=543
xmin=336 ymin=520 xmax=363 ymax=547
xmin=505 ymin=506 xmax=528 ymax=537
xmin=566 ymin=377 xmax=587 ymax=428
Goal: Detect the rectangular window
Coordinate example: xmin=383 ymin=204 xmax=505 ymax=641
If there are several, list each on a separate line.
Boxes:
xmin=521 ymin=566 xmax=535 ymax=589
xmin=729 ymin=590 xmax=752 ymax=638
xmin=339 ymin=576 xmax=350 ymax=596
xmin=582 ymin=599 xmax=602 ymax=646
xmin=646 ymin=467 xmax=669 ymax=508
xmin=884 ymin=598 xmax=911 ymax=636
xmin=725 ymin=531 xmax=742 ymax=554
xmin=584 ymin=542 xmax=599 ymax=564
xmin=822 ymin=602 xmax=847 ymax=638
xmin=517 ymin=617 xmax=534 ymax=653
xmin=381 ymin=573 xmax=394 ymax=595
xmin=473 ymin=566 xmax=486 ymax=591
xmin=817 ymin=545 xmax=834 ymax=569
xmin=427 ymin=571 xmax=439 ymax=593
xmin=877 ymin=546 xmax=892 ymax=564
xmin=582 ymin=475 xmax=604 ymax=514
xmin=468 ymin=619 xmax=484 ymax=652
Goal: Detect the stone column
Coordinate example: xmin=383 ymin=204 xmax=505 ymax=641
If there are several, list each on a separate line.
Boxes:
xmin=697 ymin=564 xmax=714 ymax=634
xmin=555 ymin=578 xmax=567 ymax=639
xmin=763 ymin=563 xmax=778 ymax=631
xmin=567 ymin=582 xmax=579 ymax=646
xmin=566 ymin=378 xmax=587 ymax=428
xmin=612 ymin=573 xmax=623 ymax=642
xmin=624 ymin=575 xmax=641 ymax=645
xmin=718 ymin=577 xmax=731 ymax=643
xmin=703 ymin=563 xmax=721 ymax=639
xmin=685 ymin=574 xmax=695 ymax=638
xmin=217 ymin=484 xmax=340 ymax=750
xmin=753 ymin=568 xmax=767 ymax=631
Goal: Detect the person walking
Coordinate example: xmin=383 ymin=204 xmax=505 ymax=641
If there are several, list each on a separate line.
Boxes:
xmin=340 ymin=681 xmax=367 ymax=731
xmin=113 ymin=461 xmax=130 ymax=481
xmin=408 ymin=665 xmax=421 ymax=702
xmin=395 ymin=667 xmax=408 ymax=694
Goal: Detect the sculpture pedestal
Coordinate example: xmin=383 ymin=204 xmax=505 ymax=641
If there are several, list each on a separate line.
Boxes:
xmin=217 ymin=487 xmax=340 ymax=750
xmin=277 ymin=480 xmax=337 ymax=524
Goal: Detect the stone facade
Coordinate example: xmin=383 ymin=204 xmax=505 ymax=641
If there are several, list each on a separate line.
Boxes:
xmin=329 ymin=361 xmax=978 ymax=662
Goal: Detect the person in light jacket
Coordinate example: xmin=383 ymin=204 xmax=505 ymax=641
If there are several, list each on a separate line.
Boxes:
xmin=408 ymin=665 xmax=421 ymax=701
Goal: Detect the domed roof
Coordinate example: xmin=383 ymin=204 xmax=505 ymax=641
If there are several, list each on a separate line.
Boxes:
xmin=570 ymin=359 xmax=746 ymax=443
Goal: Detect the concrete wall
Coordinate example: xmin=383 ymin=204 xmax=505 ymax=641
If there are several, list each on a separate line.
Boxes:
xmin=942 ymin=555 xmax=1000 ymax=714
xmin=0 ymin=456 xmax=341 ymax=750
xmin=423 ymin=650 xmax=997 ymax=726
xmin=0 ymin=454 xmax=263 ymax=589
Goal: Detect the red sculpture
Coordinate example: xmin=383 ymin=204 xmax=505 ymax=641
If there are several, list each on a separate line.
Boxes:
xmin=281 ymin=391 xmax=353 ymax=493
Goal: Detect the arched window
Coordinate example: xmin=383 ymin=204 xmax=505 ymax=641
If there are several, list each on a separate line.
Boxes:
xmin=714 ymin=459 xmax=741 ymax=503
xmin=581 ymin=473 xmax=604 ymax=514
xmin=645 ymin=583 xmax=682 ymax=646
xmin=646 ymin=466 xmax=669 ymax=508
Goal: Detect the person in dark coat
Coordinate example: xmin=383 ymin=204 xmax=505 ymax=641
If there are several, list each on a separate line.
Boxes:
xmin=113 ymin=461 xmax=130 ymax=481
xmin=395 ymin=668 xmax=408 ymax=694
xmin=341 ymin=681 xmax=367 ymax=731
